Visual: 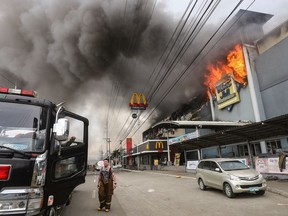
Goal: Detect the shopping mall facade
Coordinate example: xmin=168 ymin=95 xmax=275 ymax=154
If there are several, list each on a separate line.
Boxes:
xmin=123 ymin=10 xmax=288 ymax=177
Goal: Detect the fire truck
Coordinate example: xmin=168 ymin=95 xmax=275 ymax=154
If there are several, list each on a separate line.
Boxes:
xmin=0 ymin=87 xmax=89 ymax=216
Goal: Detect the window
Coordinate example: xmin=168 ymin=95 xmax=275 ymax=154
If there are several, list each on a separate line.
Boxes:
xmin=61 ymin=116 xmax=84 ymax=148
xmin=251 ymin=143 xmax=261 ymax=156
xmin=219 ymin=161 xmax=249 ymax=171
xmin=0 ymin=102 xmax=47 ymax=152
xmin=55 ymin=155 xmax=85 ymax=179
xmin=210 ymin=162 xmax=219 ymax=171
xmin=202 ymin=147 xmax=219 ymax=158
xmin=186 ymin=151 xmax=199 ymax=160
xmin=266 ymin=140 xmax=282 ymax=154
xmin=203 ymin=161 xmax=211 ymax=170
xmin=197 ymin=161 xmax=205 ymax=169
xmin=238 ymin=144 xmax=249 ymax=156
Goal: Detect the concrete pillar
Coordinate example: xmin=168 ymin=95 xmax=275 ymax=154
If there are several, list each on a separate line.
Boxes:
xmin=243 ymin=45 xmax=267 ymax=153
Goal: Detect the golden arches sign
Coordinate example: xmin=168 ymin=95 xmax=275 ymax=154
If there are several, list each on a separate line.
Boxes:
xmin=155 ymin=141 xmax=164 ymax=149
xmin=129 ymin=93 xmax=148 ymax=110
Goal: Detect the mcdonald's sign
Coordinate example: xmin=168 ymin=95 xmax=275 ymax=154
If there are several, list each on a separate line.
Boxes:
xmin=155 ymin=141 xmax=164 ymax=149
xmin=129 ymin=93 xmax=148 ymax=110
xmin=155 ymin=141 xmax=164 ymax=153
xmin=137 ymin=140 xmax=167 ymax=152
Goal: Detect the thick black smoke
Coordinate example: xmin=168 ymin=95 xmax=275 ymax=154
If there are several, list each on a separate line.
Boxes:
xmin=0 ymin=0 xmax=175 ymax=101
xmin=0 ymin=0 xmax=190 ymax=160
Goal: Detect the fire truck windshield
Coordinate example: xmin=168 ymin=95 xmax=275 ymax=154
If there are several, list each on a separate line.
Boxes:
xmin=0 ymin=102 xmax=47 ymax=152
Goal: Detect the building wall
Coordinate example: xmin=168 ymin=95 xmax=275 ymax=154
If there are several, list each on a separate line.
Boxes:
xmin=255 ymin=36 xmax=288 ymax=119
xmin=212 ymin=86 xmax=256 ymax=122
xmin=257 ymin=21 xmax=288 ymax=54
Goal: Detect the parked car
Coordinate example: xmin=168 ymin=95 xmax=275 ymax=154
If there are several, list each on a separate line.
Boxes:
xmin=196 ymin=158 xmax=267 ymax=198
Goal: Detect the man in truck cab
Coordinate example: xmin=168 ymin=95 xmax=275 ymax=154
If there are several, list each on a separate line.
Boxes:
xmin=62 ymin=136 xmax=76 ymax=147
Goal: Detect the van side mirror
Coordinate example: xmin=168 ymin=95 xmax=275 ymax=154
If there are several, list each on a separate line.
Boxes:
xmin=215 ymin=168 xmax=221 ymax=172
xmin=53 ymin=118 xmax=69 ymax=141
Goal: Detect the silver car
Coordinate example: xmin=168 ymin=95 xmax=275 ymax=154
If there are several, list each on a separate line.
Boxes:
xmin=196 ymin=158 xmax=267 ymax=198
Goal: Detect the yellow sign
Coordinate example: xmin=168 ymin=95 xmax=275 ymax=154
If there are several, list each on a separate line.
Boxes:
xmin=154 ymin=159 xmax=159 ymax=166
xmin=215 ymin=76 xmax=240 ymax=109
xmin=175 ymin=153 xmax=181 ymax=167
xmin=129 ymin=93 xmax=148 ymax=109
xmin=146 ymin=143 xmax=149 ymax=150
xmin=155 ymin=141 xmax=164 ymax=149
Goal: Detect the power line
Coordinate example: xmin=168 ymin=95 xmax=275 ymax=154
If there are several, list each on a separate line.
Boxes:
xmin=129 ymin=0 xmax=251 ymax=138
xmin=0 ymin=73 xmax=16 ymax=87
xmin=147 ymin=0 xmax=216 ymax=102
xmin=142 ymin=0 xmax=195 ymax=97
xmin=109 ymin=0 xmax=159 ymax=149
xmin=112 ymin=0 xmax=197 ymax=146
xmin=117 ymin=0 xmax=214 ymax=142
xmin=110 ymin=0 xmax=253 ymax=148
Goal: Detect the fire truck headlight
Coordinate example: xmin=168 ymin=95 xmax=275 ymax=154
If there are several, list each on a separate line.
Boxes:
xmin=0 ymin=199 xmax=27 ymax=211
xmin=27 ymin=197 xmax=43 ymax=210
xmin=0 ymin=188 xmax=43 ymax=214
xmin=28 ymin=187 xmax=43 ymax=210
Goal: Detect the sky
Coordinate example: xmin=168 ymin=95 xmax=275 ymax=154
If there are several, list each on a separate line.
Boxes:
xmin=0 ymin=0 xmax=287 ymax=163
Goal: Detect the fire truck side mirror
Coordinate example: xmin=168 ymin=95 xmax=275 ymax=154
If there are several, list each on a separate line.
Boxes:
xmin=53 ymin=118 xmax=69 ymax=141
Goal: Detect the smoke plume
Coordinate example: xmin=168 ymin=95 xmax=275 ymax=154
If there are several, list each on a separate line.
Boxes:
xmin=0 ymin=0 xmax=194 ymax=161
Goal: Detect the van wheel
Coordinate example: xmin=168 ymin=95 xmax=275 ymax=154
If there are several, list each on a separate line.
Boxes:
xmin=198 ymin=179 xmax=206 ymax=190
xmin=255 ymin=190 xmax=265 ymax=195
xmin=224 ymin=183 xmax=235 ymax=198
xmin=46 ymin=207 xmax=57 ymax=216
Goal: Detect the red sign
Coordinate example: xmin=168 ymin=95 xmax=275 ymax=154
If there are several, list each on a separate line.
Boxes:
xmin=126 ymin=138 xmax=132 ymax=156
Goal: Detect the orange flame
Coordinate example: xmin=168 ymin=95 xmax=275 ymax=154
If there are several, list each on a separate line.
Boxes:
xmin=204 ymin=44 xmax=247 ymax=95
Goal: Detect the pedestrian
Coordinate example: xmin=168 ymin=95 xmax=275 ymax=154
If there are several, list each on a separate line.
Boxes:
xmin=97 ymin=158 xmax=117 ymax=212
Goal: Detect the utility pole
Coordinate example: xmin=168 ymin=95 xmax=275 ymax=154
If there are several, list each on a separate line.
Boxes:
xmin=105 ymin=137 xmax=111 ymax=165
xmin=104 ymin=119 xmax=108 ymax=158
xmin=166 ymin=129 xmax=171 ymax=166
xmin=120 ymin=140 xmax=122 ymax=165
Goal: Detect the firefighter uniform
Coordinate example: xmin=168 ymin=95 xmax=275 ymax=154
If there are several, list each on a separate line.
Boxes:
xmin=97 ymin=165 xmax=116 ymax=212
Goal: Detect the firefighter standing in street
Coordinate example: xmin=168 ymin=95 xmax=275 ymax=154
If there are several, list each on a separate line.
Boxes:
xmin=97 ymin=158 xmax=117 ymax=212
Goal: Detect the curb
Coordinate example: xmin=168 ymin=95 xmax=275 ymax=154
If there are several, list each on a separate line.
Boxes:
xmin=266 ymin=187 xmax=288 ymax=198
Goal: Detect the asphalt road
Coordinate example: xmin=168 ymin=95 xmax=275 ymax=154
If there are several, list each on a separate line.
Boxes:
xmin=62 ymin=170 xmax=288 ymax=216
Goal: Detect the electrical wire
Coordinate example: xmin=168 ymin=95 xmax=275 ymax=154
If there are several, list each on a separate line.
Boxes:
xmin=129 ymin=0 xmax=253 ymax=138
xmin=109 ymin=0 xmax=159 ymax=149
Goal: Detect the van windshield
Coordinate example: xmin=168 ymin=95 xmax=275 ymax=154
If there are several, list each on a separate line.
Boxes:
xmin=0 ymin=102 xmax=47 ymax=152
xmin=219 ymin=161 xmax=249 ymax=171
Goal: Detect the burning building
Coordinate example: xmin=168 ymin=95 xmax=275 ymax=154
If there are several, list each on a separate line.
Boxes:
xmin=130 ymin=10 xmax=288 ymax=175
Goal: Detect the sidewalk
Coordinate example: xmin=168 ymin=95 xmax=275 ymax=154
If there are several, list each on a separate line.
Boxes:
xmin=266 ymin=179 xmax=288 ymax=198
xmin=123 ymin=168 xmax=288 ymax=198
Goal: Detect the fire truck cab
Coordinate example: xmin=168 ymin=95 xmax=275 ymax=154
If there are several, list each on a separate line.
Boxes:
xmin=0 ymin=87 xmax=89 ymax=216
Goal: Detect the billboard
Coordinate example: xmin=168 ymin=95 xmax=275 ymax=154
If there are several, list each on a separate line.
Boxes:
xmin=215 ymin=76 xmax=240 ymax=109
xmin=255 ymin=157 xmax=288 ymax=174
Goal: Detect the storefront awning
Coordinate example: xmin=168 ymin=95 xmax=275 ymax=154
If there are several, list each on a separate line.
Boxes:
xmin=123 ymin=150 xmax=169 ymax=158
xmin=170 ymin=114 xmax=288 ymax=150
xmin=152 ymin=120 xmax=249 ymax=129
